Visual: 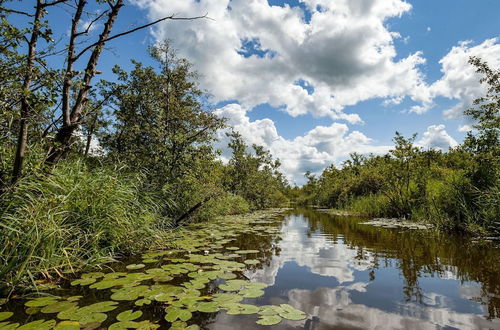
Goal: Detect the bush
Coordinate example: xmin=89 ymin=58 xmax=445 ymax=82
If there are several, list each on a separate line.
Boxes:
xmin=0 ymin=160 xmax=166 ymax=290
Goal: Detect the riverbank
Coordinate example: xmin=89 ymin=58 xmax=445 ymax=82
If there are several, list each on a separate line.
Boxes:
xmin=0 ymin=205 xmax=286 ymax=298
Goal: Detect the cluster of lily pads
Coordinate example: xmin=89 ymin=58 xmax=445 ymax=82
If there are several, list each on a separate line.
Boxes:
xmin=0 ymin=210 xmax=306 ymax=329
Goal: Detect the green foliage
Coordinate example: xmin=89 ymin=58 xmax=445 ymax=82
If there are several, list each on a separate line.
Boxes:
xmin=223 ymin=131 xmax=289 ymax=209
xmin=296 ymin=57 xmax=499 ymax=234
xmin=0 ymin=160 xmax=168 ymax=289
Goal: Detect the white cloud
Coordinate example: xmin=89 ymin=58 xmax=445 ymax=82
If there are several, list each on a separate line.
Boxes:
xmin=426 ymin=38 xmax=500 ymax=118
xmin=416 ymin=125 xmax=458 ymax=151
xmin=458 ymin=124 xmax=473 ymax=133
xmin=214 ymin=103 xmax=390 ymax=184
xmin=133 ymin=0 xmax=428 ymax=121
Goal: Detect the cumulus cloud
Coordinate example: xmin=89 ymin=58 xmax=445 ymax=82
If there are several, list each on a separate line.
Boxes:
xmin=458 ymin=124 xmax=473 ymax=132
xmin=425 ymin=38 xmax=500 ymax=118
xmin=133 ymin=0 xmax=429 ymax=121
xmin=214 ymin=104 xmax=390 ymax=184
xmin=416 ymin=125 xmax=458 ymax=151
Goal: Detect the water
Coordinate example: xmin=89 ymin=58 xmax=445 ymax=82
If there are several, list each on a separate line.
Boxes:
xmin=2 ymin=208 xmax=499 ymax=329
xmin=210 ymin=208 xmax=500 ymax=329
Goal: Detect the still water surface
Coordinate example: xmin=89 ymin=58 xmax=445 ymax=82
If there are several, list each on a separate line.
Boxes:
xmin=211 ymin=208 xmax=500 ymax=330
xmin=3 ymin=208 xmax=500 ymax=329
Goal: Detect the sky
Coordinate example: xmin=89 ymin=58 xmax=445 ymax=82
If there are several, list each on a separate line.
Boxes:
xmin=11 ymin=0 xmax=500 ymax=185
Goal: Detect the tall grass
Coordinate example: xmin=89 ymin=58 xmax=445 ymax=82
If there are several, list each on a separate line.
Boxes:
xmin=0 ymin=160 xmax=169 ymax=293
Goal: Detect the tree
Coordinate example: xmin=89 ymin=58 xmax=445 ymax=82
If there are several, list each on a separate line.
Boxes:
xmin=224 ymin=131 xmax=288 ymax=208
xmin=463 ymin=56 xmax=500 ymax=190
xmin=1 ymin=0 xmax=206 ymax=183
xmin=100 ymin=41 xmax=225 ymax=215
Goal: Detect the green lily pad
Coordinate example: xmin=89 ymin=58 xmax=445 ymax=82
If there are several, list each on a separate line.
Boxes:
xmin=25 ymin=307 xmax=40 ymax=315
xmin=246 ymin=282 xmax=268 ymax=290
xmin=117 ymin=310 xmax=142 ymax=322
xmin=256 ymin=315 xmax=282 ymax=326
xmin=81 ymin=272 xmax=105 ymax=279
xmin=25 ymin=297 xmax=60 ymax=307
xmin=218 ymin=272 xmax=237 ymax=280
xmin=239 ymin=288 xmax=265 ymax=298
xmin=236 ymin=250 xmax=259 ymax=254
xmin=135 ymin=299 xmax=152 ymax=307
xmin=194 ymin=302 xmax=219 ymax=313
xmin=212 ymin=293 xmax=243 ymax=304
xmin=54 ymin=321 xmax=80 ymax=330
xmin=0 ymin=313 xmax=13 ymax=322
xmin=109 ymin=320 xmax=159 ymax=330
xmin=17 ymin=319 xmax=57 ymax=330
xmin=83 ymin=301 xmax=118 ymax=313
xmin=66 ymin=296 xmax=83 ymax=302
xmin=225 ymin=247 xmax=240 ymax=250
xmin=165 ymin=307 xmax=192 ymax=322
xmin=71 ymin=278 xmax=96 ymax=286
xmin=278 ymin=304 xmax=307 ymax=320
xmin=258 ymin=305 xmax=279 ymax=316
xmin=142 ymin=259 xmax=158 ymax=263
xmin=111 ymin=285 xmax=149 ymax=301
xmin=0 ymin=322 xmax=20 ymax=330
xmin=126 ymin=264 xmax=145 ymax=270
xmin=41 ymin=301 xmax=78 ymax=314
xmin=243 ymin=259 xmax=260 ymax=265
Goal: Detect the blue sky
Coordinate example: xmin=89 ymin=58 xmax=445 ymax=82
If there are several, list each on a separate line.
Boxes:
xmin=10 ymin=0 xmax=500 ymax=184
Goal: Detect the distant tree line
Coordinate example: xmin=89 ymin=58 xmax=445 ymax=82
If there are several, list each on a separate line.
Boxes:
xmin=294 ymin=57 xmax=499 ymax=235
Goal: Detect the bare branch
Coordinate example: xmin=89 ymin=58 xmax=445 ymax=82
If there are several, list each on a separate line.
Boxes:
xmin=41 ymin=0 xmax=69 ymax=7
xmin=0 ymin=7 xmax=34 ymax=17
xmin=74 ymin=13 xmax=208 ymax=61
xmin=75 ymin=10 xmax=108 ymax=37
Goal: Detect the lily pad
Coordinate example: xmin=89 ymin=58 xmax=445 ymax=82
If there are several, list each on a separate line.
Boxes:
xmin=278 ymin=304 xmax=307 ymax=320
xmin=135 ymin=299 xmax=152 ymax=307
xmin=71 ymin=278 xmax=96 ymax=286
xmin=0 ymin=323 xmax=19 ymax=330
xmin=117 ymin=310 xmax=142 ymax=322
xmin=218 ymin=272 xmax=237 ymax=280
xmin=236 ymin=250 xmax=259 ymax=254
xmin=256 ymin=315 xmax=282 ymax=326
xmin=126 ymin=264 xmax=145 ymax=270
xmin=41 ymin=301 xmax=78 ymax=314
xmin=54 ymin=321 xmax=80 ymax=330
xmin=194 ymin=302 xmax=219 ymax=313
xmin=17 ymin=319 xmax=57 ymax=330
xmin=243 ymin=259 xmax=260 ymax=265
xmin=0 ymin=313 xmax=13 ymax=322
xmin=25 ymin=297 xmax=60 ymax=307
xmin=25 ymin=307 xmax=40 ymax=315
xmin=111 ymin=285 xmax=149 ymax=301
xmin=165 ymin=307 xmax=192 ymax=322
xmin=109 ymin=320 xmax=159 ymax=330
xmin=239 ymin=288 xmax=265 ymax=298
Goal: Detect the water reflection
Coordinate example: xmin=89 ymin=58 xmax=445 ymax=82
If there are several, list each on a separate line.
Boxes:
xmin=216 ymin=208 xmax=500 ymax=329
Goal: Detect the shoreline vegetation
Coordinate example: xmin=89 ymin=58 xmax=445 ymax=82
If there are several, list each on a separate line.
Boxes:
xmin=0 ymin=0 xmax=498 ymax=299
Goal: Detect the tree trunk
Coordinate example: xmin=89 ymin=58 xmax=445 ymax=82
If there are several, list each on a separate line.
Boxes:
xmin=46 ymin=0 xmax=124 ymax=164
xmin=11 ymin=0 xmax=44 ymax=183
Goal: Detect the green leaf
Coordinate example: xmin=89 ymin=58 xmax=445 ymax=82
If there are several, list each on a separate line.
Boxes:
xmin=126 ymin=264 xmax=145 ymax=270
xmin=0 ymin=313 xmax=13 ymax=322
xmin=239 ymin=288 xmax=265 ymax=298
xmin=256 ymin=315 xmax=282 ymax=326
xmin=117 ymin=310 xmax=143 ymax=322
xmin=40 ymin=301 xmax=78 ymax=314
xmin=24 ymin=297 xmax=59 ymax=307
xmin=165 ymin=307 xmax=192 ymax=322
xmin=54 ymin=321 xmax=80 ymax=330
xmin=243 ymin=259 xmax=260 ymax=265
xmin=17 ymin=320 xmax=57 ymax=330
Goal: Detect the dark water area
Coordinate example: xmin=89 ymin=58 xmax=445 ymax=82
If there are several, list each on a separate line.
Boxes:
xmin=1 ymin=208 xmax=499 ymax=329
